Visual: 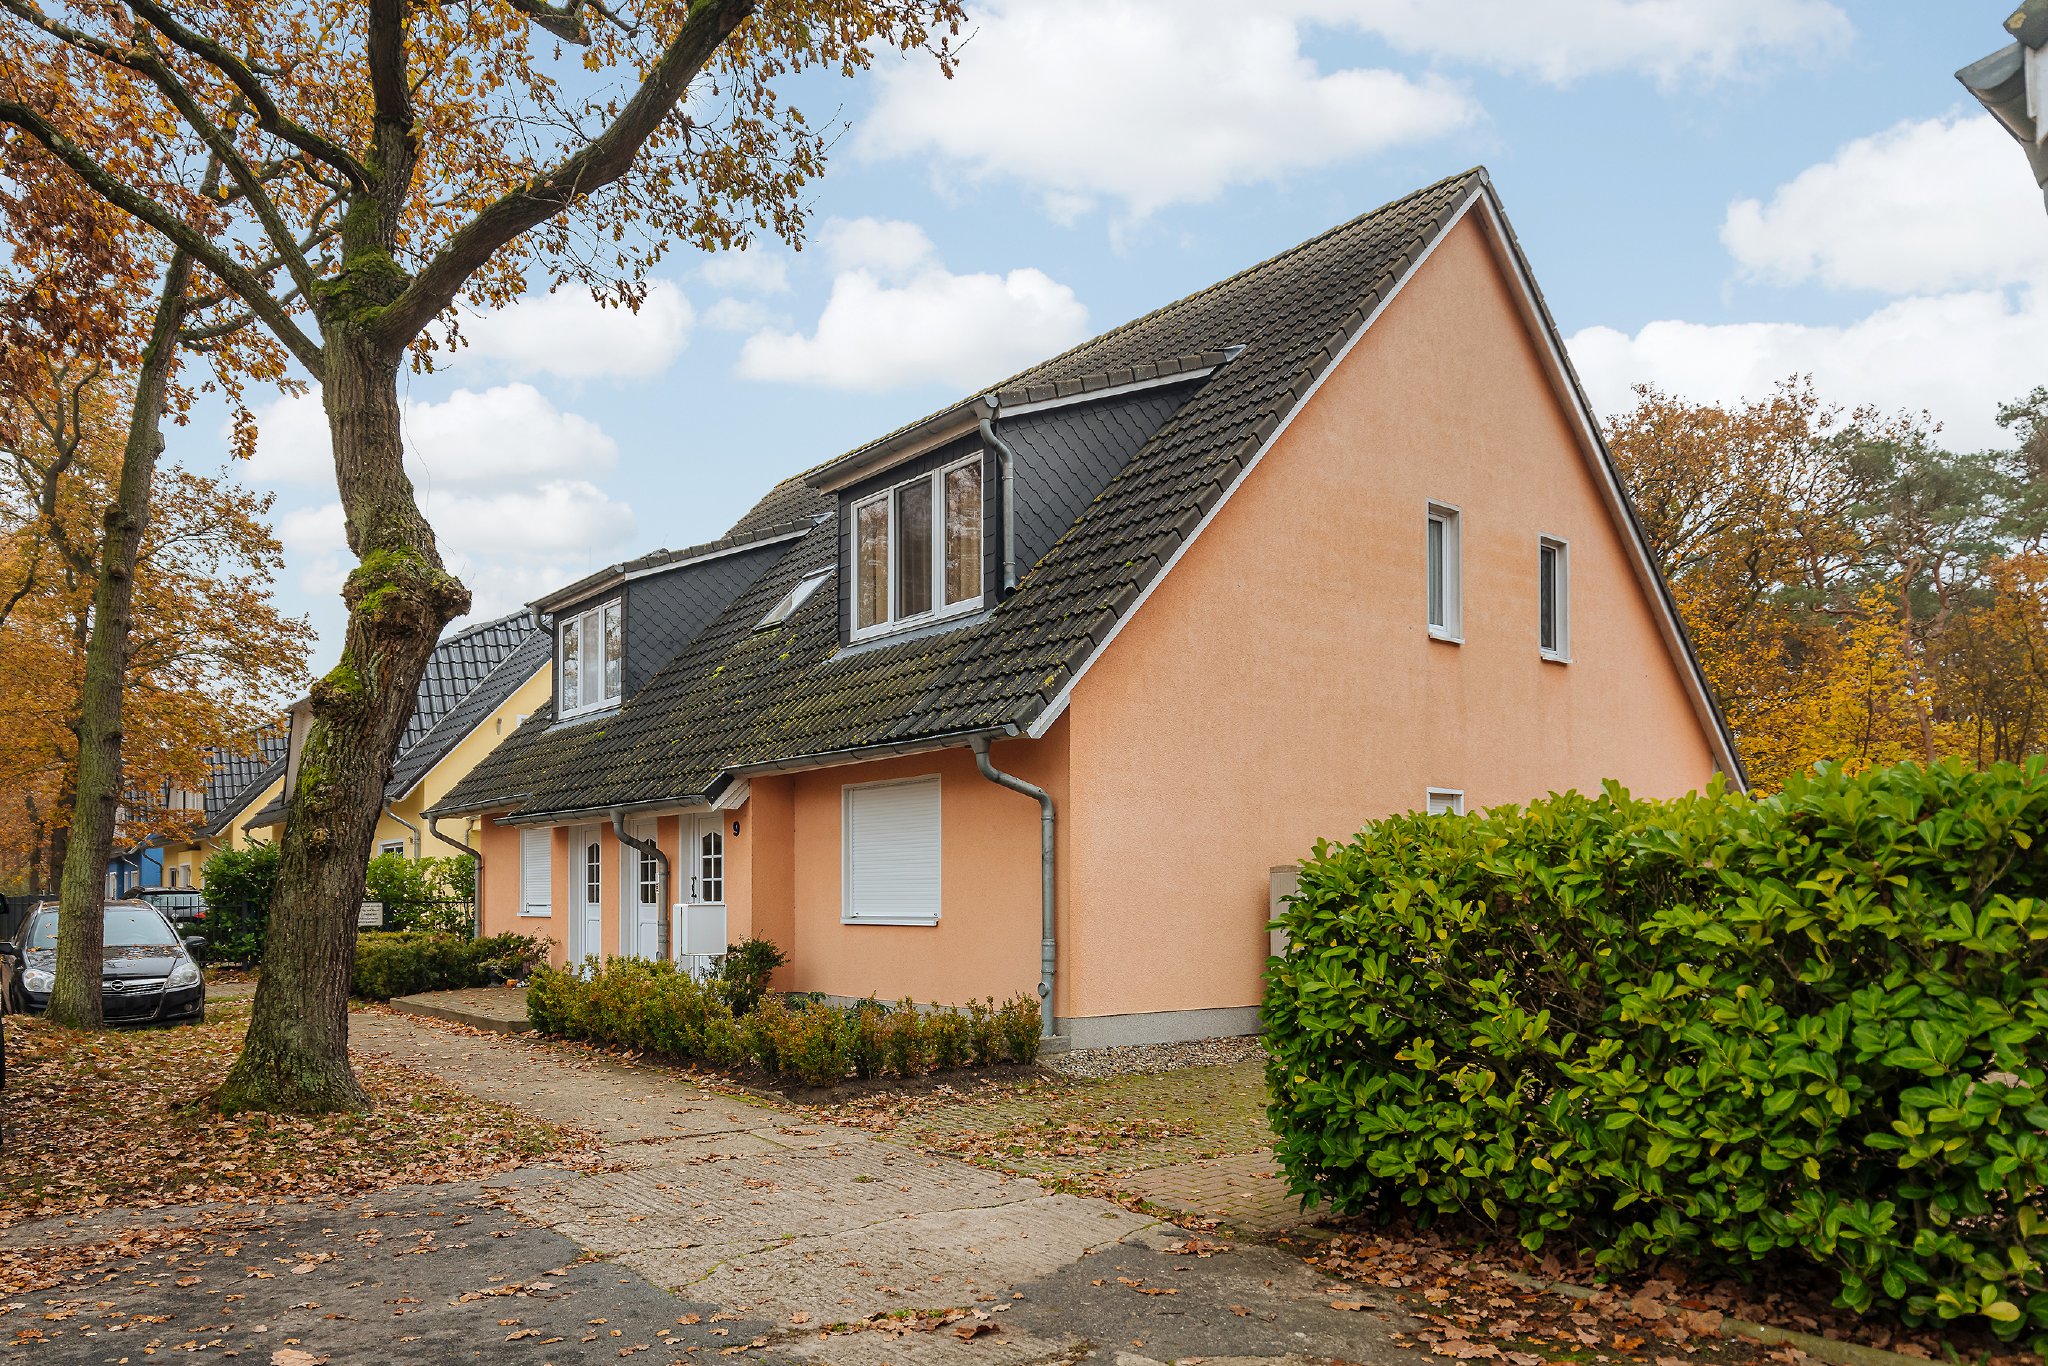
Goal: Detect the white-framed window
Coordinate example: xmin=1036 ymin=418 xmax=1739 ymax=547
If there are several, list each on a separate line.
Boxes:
xmin=585 ymin=840 xmax=602 ymax=905
xmin=850 ymin=456 xmax=983 ymax=640
xmin=842 ymin=776 xmax=942 ymax=925
xmin=558 ymin=598 xmax=623 ymax=716
xmin=758 ymin=567 xmax=832 ymax=630
xmin=636 ymin=842 xmax=659 ymax=907
xmin=519 ymin=827 xmax=552 ymax=917
xmin=1538 ymin=535 xmax=1570 ymax=661
xmin=697 ymin=828 xmax=724 ymax=904
xmin=1426 ymin=788 xmax=1465 ymax=817
xmin=377 ymin=839 xmax=406 ymax=859
xmin=1426 ymin=502 xmax=1462 ymax=642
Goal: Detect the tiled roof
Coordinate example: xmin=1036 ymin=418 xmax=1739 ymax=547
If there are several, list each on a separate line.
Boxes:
xmin=435 ymin=169 xmax=1522 ymax=820
xmin=199 ymin=727 xmax=289 ymax=837
xmin=384 ymin=627 xmax=552 ymax=800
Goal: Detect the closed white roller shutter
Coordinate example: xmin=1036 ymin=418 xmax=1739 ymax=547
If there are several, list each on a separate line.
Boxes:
xmin=842 ymin=777 xmax=941 ymax=925
xmin=520 ymin=828 xmax=552 ymax=916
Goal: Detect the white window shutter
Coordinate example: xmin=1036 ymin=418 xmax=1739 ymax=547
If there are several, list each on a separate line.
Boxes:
xmin=521 ymin=828 xmax=552 ymax=915
xmin=843 ymin=778 xmax=942 ymax=924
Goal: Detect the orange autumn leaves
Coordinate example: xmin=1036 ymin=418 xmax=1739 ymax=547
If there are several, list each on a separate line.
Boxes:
xmin=1610 ymin=380 xmax=2048 ymax=791
xmin=0 ymin=368 xmax=311 ymax=886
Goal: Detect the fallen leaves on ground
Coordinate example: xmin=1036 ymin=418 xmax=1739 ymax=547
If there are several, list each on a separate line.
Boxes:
xmin=0 ymin=1003 xmax=597 ymax=1233
xmin=1308 ymin=1225 xmax=2038 ymax=1366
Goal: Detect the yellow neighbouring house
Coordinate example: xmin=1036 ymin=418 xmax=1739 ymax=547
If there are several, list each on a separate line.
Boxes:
xmin=152 ymin=730 xmax=292 ymax=891
xmin=236 ymin=612 xmax=553 ymax=883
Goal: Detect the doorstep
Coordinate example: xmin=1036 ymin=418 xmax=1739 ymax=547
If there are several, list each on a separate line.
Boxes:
xmin=386 ymin=985 xmax=532 ymax=1033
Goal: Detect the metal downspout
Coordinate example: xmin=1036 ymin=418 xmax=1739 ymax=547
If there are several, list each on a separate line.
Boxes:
xmin=977 ymin=402 xmax=1020 ymax=595
xmin=969 ymin=734 xmax=1056 ymax=1040
xmin=611 ymin=810 xmax=672 ymax=960
xmin=383 ymin=805 xmax=420 ymax=859
xmin=427 ymin=814 xmax=482 ymax=937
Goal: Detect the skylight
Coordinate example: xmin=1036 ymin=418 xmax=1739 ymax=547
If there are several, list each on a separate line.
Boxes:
xmin=758 ymin=568 xmax=832 ymax=629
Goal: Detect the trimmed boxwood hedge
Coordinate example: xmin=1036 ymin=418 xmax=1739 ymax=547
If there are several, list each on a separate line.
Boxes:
xmin=1263 ymin=759 xmax=2048 ymax=1348
xmin=527 ymin=953 xmax=1041 ymax=1086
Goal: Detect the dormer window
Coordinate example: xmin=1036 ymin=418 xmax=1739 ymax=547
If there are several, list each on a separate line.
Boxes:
xmin=851 ymin=455 xmax=982 ymax=640
xmin=559 ymin=599 xmax=622 ymax=717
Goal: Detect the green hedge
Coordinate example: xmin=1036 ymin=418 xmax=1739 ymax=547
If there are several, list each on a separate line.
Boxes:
xmin=528 ymin=954 xmax=1040 ymax=1085
xmin=1264 ymin=760 xmax=2048 ymax=1348
xmin=352 ymin=931 xmax=544 ymax=1001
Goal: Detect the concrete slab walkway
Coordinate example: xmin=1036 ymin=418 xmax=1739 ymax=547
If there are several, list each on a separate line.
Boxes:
xmin=344 ymin=1010 xmax=1425 ymax=1364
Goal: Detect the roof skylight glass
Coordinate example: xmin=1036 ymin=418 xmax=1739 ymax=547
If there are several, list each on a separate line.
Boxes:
xmin=758 ymin=568 xmax=832 ymax=629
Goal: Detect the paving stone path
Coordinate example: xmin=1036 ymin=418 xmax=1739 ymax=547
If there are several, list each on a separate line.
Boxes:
xmin=4 ymin=1013 xmax=1421 ymax=1364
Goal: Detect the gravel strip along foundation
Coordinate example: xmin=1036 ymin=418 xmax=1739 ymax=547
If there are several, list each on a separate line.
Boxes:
xmin=1045 ymin=1033 xmax=1264 ymax=1078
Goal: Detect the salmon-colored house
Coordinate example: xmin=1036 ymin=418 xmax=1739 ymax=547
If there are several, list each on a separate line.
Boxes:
xmin=432 ymin=170 xmax=1742 ymax=1048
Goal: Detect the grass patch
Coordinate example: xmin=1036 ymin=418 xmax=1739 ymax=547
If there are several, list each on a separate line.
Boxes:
xmin=816 ymin=1058 xmax=1271 ymax=1184
xmin=0 ymin=1000 xmax=588 ymax=1227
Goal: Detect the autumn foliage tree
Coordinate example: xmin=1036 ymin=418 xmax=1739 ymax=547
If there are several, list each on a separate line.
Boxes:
xmin=0 ymin=368 xmax=311 ymax=893
xmin=1609 ymin=379 xmax=2048 ymax=789
xmin=2 ymin=0 xmax=963 ymax=1110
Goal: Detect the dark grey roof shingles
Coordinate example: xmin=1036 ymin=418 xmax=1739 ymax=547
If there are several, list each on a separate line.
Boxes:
xmin=436 ymin=170 xmax=1488 ymax=820
xmin=199 ymin=728 xmax=289 ymax=836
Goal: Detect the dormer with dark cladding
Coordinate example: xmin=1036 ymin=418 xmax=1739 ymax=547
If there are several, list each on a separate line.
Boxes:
xmin=818 ymin=359 xmax=1226 ymax=647
xmin=539 ymin=527 xmax=805 ymax=720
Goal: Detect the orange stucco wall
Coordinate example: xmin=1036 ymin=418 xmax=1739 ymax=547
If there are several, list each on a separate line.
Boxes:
xmin=770 ymin=722 xmax=1071 ymax=1010
xmin=1059 ymin=213 xmax=1721 ymax=1022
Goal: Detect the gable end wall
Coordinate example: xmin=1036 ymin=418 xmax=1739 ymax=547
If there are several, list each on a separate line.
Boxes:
xmin=1060 ymin=213 xmax=1720 ymax=1022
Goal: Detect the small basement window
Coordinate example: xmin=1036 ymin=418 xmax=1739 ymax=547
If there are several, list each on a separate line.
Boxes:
xmin=1539 ymin=535 xmax=1570 ymax=661
xmin=851 ymin=456 xmax=983 ymax=640
xmin=842 ymin=776 xmax=941 ymax=925
xmin=1425 ymin=788 xmax=1465 ymax=817
xmin=1427 ymin=502 xmax=1462 ymax=641
xmin=758 ymin=567 xmax=833 ymax=629
xmin=559 ymin=598 xmax=622 ymax=716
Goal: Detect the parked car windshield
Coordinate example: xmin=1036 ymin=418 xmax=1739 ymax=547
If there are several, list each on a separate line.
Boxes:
xmin=22 ymin=907 xmax=177 ymax=951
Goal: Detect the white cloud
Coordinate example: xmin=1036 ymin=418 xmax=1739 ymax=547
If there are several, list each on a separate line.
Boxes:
xmin=1721 ymin=113 xmax=2048 ymax=295
xmin=699 ymin=249 xmax=790 ymax=295
xmin=821 ymin=218 xmax=939 ymax=281
xmin=247 ymin=383 xmax=618 ymax=491
xmin=857 ymin=0 xmax=1477 ymax=219
xmin=1326 ymin=0 xmax=1850 ymax=85
xmin=702 ymin=297 xmax=782 ymax=332
xmin=459 ymin=280 xmax=692 ymax=381
xmin=1570 ymin=288 xmax=2048 ymax=451
xmin=735 ymin=222 xmax=1089 ymax=391
xmin=272 ymin=482 xmax=636 ymax=634
xmin=1570 ymin=112 xmax=2048 ymax=451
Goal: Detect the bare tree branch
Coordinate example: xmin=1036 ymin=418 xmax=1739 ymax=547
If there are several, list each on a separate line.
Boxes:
xmin=373 ymin=0 xmax=754 ymax=346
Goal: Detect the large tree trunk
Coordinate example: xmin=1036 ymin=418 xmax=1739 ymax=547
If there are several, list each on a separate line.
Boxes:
xmin=44 ymin=251 xmax=194 ymax=1030
xmin=213 ymin=326 xmax=467 ymax=1114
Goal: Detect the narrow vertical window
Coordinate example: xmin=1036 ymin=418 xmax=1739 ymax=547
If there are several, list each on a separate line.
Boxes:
xmin=699 ymin=829 xmax=724 ymax=904
xmin=894 ymin=478 xmax=933 ymax=618
xmin=560 ymin=615 xmax=582 ymax=711
xmin=585 ymin=840 xmax=601 ymax=904
xmin=603 ymin=601 xmax=623 ymax=701
xmin=943 ymin=462 xmax=982 ymax=606
xmin=856 ymin=498 xmax=888 ymax=630
xmin=1538 ymin=535 xmax=1569 ymax=660
xmin=638 ymin=846 xmax=658 ymax=906
xmin=1426 ymin=503 xmax=1462 ymax=640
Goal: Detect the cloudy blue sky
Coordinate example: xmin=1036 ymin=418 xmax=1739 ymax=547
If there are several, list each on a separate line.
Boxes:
xmin=182 ymin=1 xmax=2048 ymax=663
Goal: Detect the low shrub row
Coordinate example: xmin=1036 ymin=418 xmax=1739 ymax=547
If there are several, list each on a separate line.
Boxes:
xmin=526 ymin=953 xmax=1041 ymax=1086
xmin=1263 ymin=759 xmax=2048 ymax=1349
xmin=352 ymin=931 xmax=544 ymax=1001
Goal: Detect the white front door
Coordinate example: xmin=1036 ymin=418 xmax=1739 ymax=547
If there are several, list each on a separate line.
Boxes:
xmin=621 ymin=818 xmax=662 ymax=959
xmin=573 ymin=825 xmax=604 ymax=965
xmin=681 ymin=814 xmax=729 ymax=977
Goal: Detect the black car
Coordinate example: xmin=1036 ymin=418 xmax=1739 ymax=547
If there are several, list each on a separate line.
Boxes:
xmin=133 ymin=885 xmax=208 ymax=927
xmin=0 ymin=901 xmax=207 ymax=1026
